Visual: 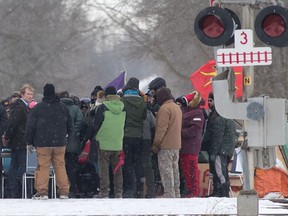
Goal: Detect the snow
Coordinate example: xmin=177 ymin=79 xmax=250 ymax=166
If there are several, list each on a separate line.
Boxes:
xmin=0 ymin=197 xmax=288 ymax=215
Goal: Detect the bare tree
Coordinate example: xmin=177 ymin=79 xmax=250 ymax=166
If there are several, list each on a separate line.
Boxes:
xmin=87 ymin=0 xmax=288 ymax=98
xmin=0 ymin=0 xmax=107 ymax=99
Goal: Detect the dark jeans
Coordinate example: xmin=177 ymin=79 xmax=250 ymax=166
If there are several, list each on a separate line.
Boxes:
xmin=142 ymin=139 xmax=155 ymax=197
xmin=122 ymin=137 xmax=144 ymax=198
xmin=8 ymin=148 xmax=27 ymax=197
xmin=65 ymin=152 xmax=79 ymax=193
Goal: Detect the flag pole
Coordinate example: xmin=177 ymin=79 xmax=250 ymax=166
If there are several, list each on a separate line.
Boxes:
xmin=124 ymin=70 xmax=127 ymax=85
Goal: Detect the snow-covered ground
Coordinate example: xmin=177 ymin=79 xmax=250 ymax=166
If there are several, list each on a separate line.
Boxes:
xmin=0 ymin=197 xmax=288 ymax=215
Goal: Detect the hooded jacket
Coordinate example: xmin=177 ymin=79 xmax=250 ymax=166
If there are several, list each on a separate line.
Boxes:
xmin=60 ymin=97 xmax=83 ymax=154
xmin=180 ymin=92 xmax=205 ymax=155
xmin=153 ymin=88 xmax=182 ymax=150
xmin=94 ymin=95 xmax=126 ymax=151
xmin=121 ymin=93 xmax=147 ymax=138
xmin=25 ymin=95 xmax=74 ymax=147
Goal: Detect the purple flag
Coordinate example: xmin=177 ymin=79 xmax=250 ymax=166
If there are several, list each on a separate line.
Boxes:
xmin=104 ymin=71 xmax=126 ymax=91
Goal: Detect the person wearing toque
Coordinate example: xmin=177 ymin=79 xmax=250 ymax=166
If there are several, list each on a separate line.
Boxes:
xmin=25 ymin=83 xmax=74 ymax=200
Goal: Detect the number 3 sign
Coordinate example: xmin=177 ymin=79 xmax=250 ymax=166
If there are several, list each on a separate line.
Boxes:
xmin=216 ymin=29 xmax=272 ymax=67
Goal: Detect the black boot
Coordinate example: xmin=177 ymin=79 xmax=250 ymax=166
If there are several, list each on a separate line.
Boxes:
xmin=207 ymin=183 xmax=221 ymax=197
xmin=220 ymin=182 xmax=230 ymax=197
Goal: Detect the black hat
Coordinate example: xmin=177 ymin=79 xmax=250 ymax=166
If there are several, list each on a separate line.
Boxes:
xmin=148 ymin=77 xmax=166 ymax=91
xmin=43 ymin=83 xmax=55 ymax=97
xmin=122 ymin=77 xmax=139 ymax=93
xmin=208 ymin=92 xmax=214 ymax=100
xmin=91 ymin=85 xmax=103 ymax=96
xmin=105 ymin=86 xmax=117 ymax=96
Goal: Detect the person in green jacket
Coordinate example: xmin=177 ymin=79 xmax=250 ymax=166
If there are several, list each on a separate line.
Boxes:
xmin=121 ymin=77 xmax=147 ymax=198
xmin=94 ymin=86 xmax=126 ymax=198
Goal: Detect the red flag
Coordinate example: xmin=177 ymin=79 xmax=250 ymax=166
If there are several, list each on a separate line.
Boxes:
xmin=232 ymin=66 xmax=243 ymax=98
xmin=190 ymin=60 xmax=217 ymax=110
xmin=190 ymin=60 xmax=243 ymax=110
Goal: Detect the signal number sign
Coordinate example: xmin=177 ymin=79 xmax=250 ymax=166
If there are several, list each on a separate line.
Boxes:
xmin=244 ymin=77 xmax=251 ymax=85
xmin=217 ymin=29 xmax=272 ymax=67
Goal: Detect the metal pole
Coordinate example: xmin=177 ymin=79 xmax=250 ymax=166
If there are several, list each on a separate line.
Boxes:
xmin=241 ymin=4 xmax=255 ymax=190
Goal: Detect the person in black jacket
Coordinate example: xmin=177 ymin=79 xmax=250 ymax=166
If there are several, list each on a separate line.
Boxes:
xmin=4 ymin=84 xmax=34 ymax=198
xmin=25 ymin=83 xmax=74 ymax=200
xmin=202 ymin=92 xmax=236 ymax=197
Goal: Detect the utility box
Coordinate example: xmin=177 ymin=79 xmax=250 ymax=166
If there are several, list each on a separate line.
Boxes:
xmin=247 ymin=96 xmax=288 ymax=148
xmin=265 ymin=98 xmax=288 ymax=147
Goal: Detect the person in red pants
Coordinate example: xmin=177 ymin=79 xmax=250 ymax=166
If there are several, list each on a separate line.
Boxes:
xmin=176 ymin=91 xmax=205 ymax=198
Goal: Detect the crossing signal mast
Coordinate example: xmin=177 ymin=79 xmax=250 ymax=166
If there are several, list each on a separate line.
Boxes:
xmin=194 ymin=1 xmax=288 ymax=214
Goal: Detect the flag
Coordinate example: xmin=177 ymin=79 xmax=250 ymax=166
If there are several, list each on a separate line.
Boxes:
xmin=232 ymin=66 xmax=243 ymax=98
xmin=190 ymin=60 xmax=217 ymax=110
xmin=190 ymin=60 xmax=243 ymax=110
xmin=104 ymin=71 xmax=126 ymax=91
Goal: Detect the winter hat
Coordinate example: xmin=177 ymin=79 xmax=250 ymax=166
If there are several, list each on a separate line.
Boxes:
xmin=183 ymin=91 xmax=202 ymax=108
xmin=156 ymin=87 xmax=173 ymax=106
xmin=43 ymin=83 xmax=55 ymax=97
xmin=126 ymin=77 xmax=139 ymax=89
xmin=208 ymin=92 xmax=214 ymax=100
xmin=122 ymin=77 xmax=140 ymax=93
xmin=80 ymin=97 xmax=91 ymax=104
xmin=91 ymin=85 xmax=103 ymax=97
xmin=105 ymin=86 xmax=117 ymax=96
xmin=148 ymin=77 xmax=166 ymax=91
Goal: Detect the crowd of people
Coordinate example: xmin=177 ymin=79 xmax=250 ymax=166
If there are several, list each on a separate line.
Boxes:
xmin=0 ymin=76 xmax=236 ymax=200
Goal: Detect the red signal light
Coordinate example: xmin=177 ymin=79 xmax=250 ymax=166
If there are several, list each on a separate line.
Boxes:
xmin=262 ymin=14 xmax=286 ymax=38
xmin=201 ymin=15 xmax=225 ymax=38
xmin=194 ymin=7 xmax=241 ymax=46
xmin=255 ymin=5 xmax=288 ymax=47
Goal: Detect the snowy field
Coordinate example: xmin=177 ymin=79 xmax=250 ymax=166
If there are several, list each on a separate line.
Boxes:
xmin=0 ymin=197 xmax=288 ymax=215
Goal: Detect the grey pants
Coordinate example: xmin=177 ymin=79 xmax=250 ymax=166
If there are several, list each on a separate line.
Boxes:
xmin=158 ymin=149 xmax=180 ymax=198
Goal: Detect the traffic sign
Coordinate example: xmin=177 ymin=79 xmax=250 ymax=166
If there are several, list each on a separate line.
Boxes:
xmin=216 ymin=29 xmax=272 ymax=67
